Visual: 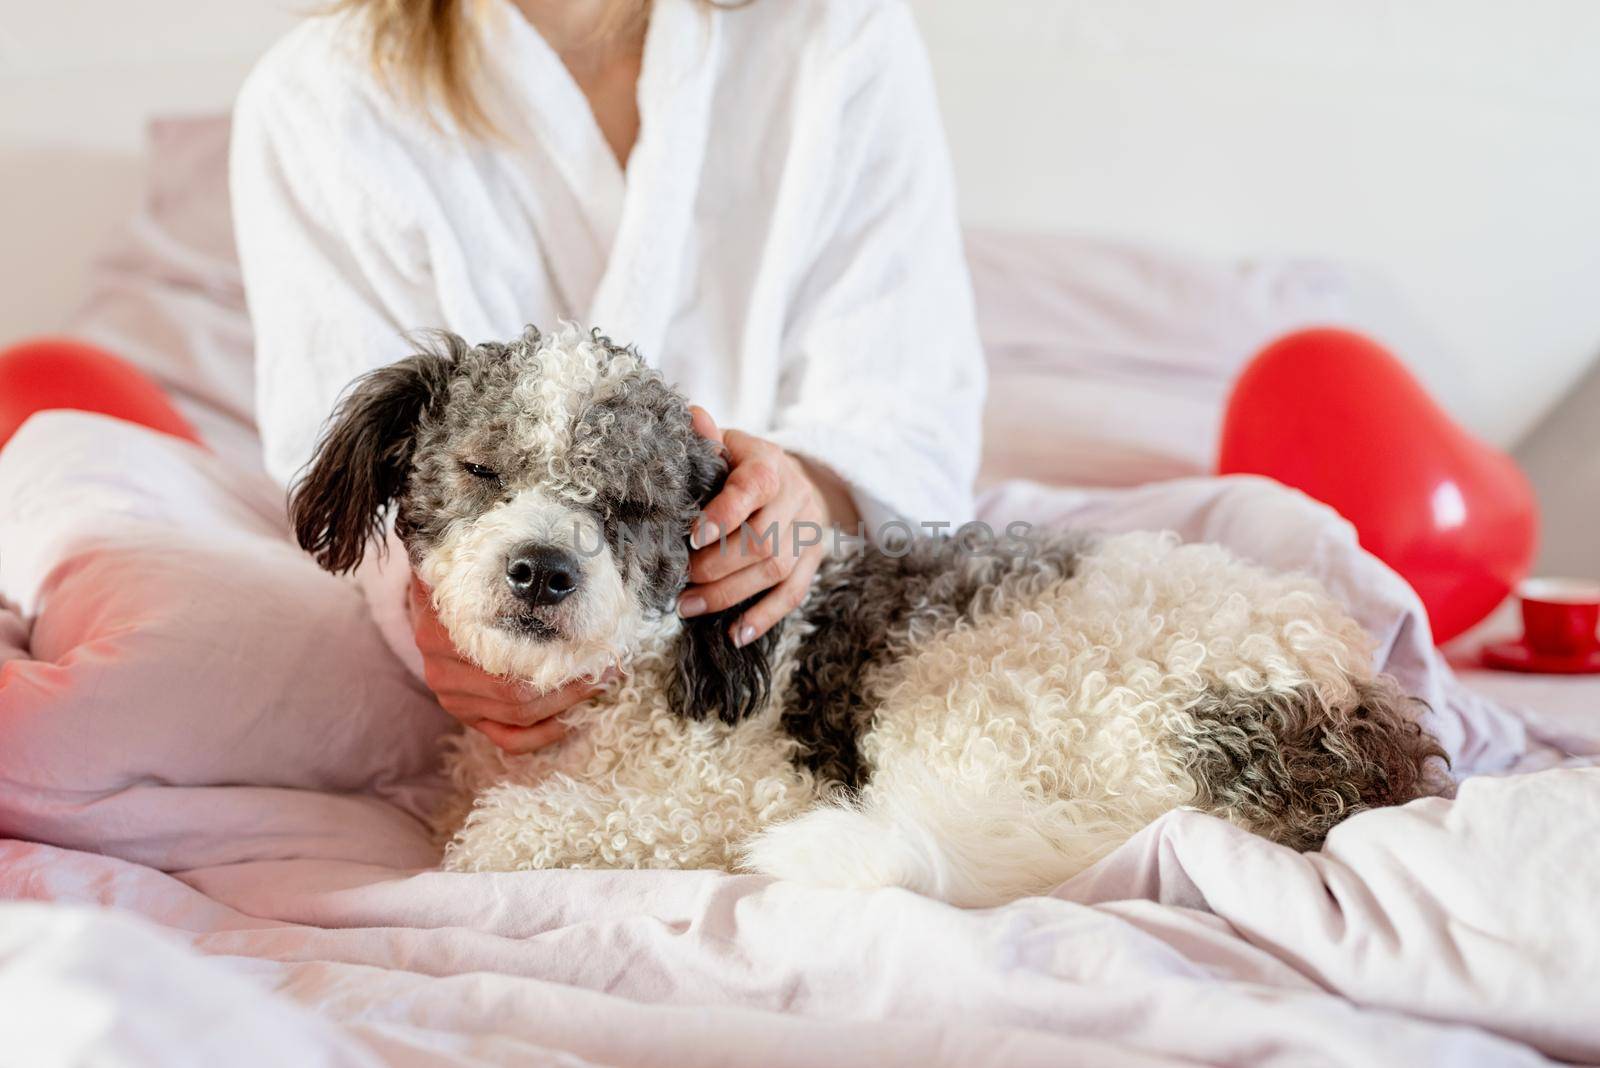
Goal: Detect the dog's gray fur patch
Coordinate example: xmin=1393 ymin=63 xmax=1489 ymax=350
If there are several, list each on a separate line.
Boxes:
xmin=783 ymin=530 xmax=1089 ymax=789
xmin=1173 ymin=677 xmax=1446 ymax=850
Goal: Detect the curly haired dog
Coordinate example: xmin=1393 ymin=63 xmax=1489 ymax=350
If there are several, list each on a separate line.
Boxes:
xmin=292 ymin=325 xmax=1444 ymax=906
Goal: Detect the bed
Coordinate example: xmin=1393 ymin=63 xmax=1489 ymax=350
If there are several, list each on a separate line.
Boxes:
xmin=2 ymin=117 xmax=1598 ymax=1068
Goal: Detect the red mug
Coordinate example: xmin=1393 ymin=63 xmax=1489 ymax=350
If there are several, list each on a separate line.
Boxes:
xmin=1518 ymin=578 xmax=1600 ymax=657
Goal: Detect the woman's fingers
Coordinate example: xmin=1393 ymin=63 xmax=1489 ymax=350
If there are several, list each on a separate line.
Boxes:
xmin=409 ymin=577 xmax=455 ymax=653
xmin=688 ymin=404 xmax=723 ymax=446
xmin=426 ymin=670 xmax=531 ymax=710
xmin=474 ymin=716 xmax=568 ymax=756
xmin=410 ymin=574 xmax=612 ymax=757
xmin=687 ymin=493 xmax=803 ymax=586
xmin=435 ymin=674 xmax=605 ymax=727
xmin=418 ymin=639 xmax=528 ymax=707
xmin=678 ymin=428 xmax=833 ymax=626
xmin=692 ymin=430 xmax=785 ymax=549
xmin=679 ymin=521 xmax=806 ymax=617
xmin=507 ymin=676 xmax=608 ymax=725
xmin=733 ymin=546 xmax=823 ymax=645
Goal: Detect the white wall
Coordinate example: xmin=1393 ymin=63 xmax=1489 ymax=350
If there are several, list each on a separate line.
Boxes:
xmin=0 ymin=2 xmax=297 ymax=152
xmin=0 ymin=0 xmax=298 ymax=339
xmin=3 ymin=0 xmax=1598 ymax=447
xmin=911 ymin=0 xmax=1600 ymax=447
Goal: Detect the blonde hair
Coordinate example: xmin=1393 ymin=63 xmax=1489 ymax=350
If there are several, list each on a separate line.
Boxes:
xmin=330 ymin=0 xmax=652 ymax=137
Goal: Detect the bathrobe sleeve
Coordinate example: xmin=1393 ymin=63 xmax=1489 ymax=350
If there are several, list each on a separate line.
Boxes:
xmin=766 ymin=4 xmax=986 ymax=536
xmin=230 ymin=53 xmax=445 ymax=490
xmin=231 ymin=57 xmax=457 ymax=678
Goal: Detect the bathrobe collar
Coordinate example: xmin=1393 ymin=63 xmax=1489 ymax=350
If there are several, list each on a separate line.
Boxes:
xmin=484 ymin=0 xmax=719 ymax=360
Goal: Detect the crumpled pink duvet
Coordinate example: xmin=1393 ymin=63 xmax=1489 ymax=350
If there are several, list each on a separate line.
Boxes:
xmin=2 ymin=409 xmax=1598 ymax=1067
xmin=3 ymin=765 xmax=1598 ymax=1067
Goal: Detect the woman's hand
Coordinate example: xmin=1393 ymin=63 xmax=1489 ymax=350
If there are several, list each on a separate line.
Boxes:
xmin=679 ymin=408 xmax=860 ymax=646
xmin=408 ymin=576 xmax=607 ymax=755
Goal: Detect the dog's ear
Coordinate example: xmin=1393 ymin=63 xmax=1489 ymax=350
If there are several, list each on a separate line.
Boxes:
xmin=667 ymin=407 xmax=775 ymax=723
xmin=685 ymin=429 xmax=728 ymax=511
xmin=291 ymin=351 xmax=453 ymax=574
xmin=668 ymin=598 xmax=781 ymax=726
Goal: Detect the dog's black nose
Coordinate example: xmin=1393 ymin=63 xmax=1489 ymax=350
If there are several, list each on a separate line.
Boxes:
xmin=505 ymin=545 xmax=581 ymax=607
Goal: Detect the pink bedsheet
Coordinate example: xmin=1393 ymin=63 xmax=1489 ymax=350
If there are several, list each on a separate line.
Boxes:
xmin=4 ymin=761 xmax=1597 ymax=1066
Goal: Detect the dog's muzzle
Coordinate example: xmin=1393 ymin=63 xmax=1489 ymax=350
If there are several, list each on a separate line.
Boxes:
xmin=506 ymin=543 xmax=582 ymax=607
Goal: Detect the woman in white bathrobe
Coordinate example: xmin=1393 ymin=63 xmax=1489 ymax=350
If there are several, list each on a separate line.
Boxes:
xmin=230 ymin=0 xmax=985 ymax=754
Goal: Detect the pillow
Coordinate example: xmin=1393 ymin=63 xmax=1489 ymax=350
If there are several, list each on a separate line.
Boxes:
xmin=0 ymin=412 xmax=449 ymax=871
xmin=142 ymin=114 xmax=239 ymax=268
xmin=966 ymin=228 xmax=1356 ymax=489
xmin=71 ymin=115 xmax=263 ymax=478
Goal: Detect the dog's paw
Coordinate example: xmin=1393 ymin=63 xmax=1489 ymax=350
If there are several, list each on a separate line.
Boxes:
xmin=741 ymin=805 xmax=923 ymax=893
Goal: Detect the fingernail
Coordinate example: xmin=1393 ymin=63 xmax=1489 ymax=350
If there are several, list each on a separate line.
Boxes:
xmin=733 ymin=624 xmax=756 ymax=647
xmin=691 ymin=522 xmax=720 ymax=550
xmin=678 ymin=595 xmax=707 ymax=618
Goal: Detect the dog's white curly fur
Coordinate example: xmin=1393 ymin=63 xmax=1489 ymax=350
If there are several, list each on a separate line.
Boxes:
xmin=441 ymin=531 xmax=1386 ymax=905
xmin=419 ymin=489 xmax=639 ymax=690
xmin=509 ymin=325 xmax=646 ymax=471
xmin=441 ymin=616 xmax=820 ymax=871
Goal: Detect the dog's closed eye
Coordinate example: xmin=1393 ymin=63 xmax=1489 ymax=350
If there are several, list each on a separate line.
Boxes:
xmin=460 ymin=461 xmax=500 ymax=482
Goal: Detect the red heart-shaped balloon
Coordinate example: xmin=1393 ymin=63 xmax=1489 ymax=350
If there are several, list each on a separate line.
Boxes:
xmin=1218 ymin=328 xmax=1538 ymax=644
xmin=0 ymin=338 xmax=202 ymax=451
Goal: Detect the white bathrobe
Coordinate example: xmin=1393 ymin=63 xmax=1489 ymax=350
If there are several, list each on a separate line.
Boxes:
xmin=230 ymin=0 xmax=984 ymax=537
